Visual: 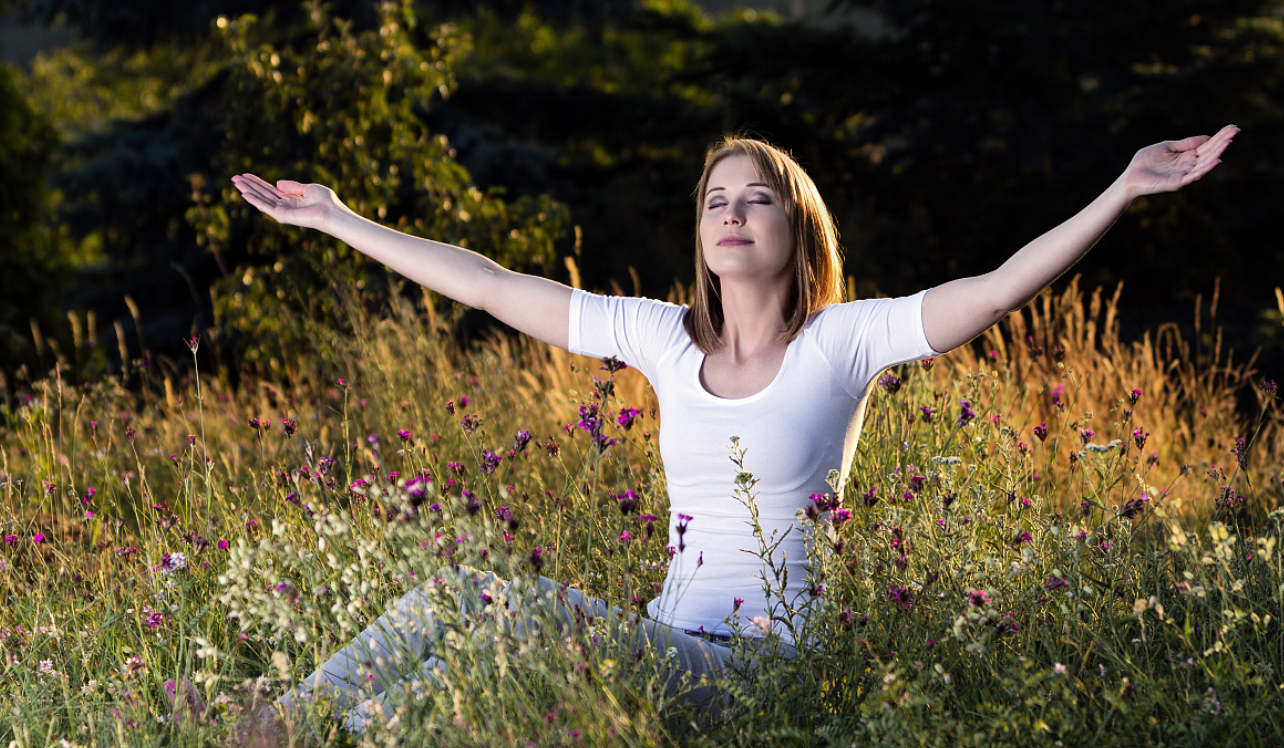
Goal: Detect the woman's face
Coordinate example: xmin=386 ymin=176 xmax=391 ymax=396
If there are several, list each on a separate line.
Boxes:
xmin=698 ymin=154 xmax=794 ymax=286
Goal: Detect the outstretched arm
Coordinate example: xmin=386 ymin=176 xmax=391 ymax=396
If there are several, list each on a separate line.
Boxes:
xmin=921 ymin=125 xmax=1238 ymax=354
xmin=231 ymin=175 xmax=573 ymax=349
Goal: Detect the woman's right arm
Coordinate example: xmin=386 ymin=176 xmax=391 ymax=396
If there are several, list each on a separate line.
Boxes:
xmin=231 ymin=174 xmax=573 ymax=349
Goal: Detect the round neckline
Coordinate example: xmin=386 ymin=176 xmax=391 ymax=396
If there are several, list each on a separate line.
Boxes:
xmin=694 ymin=341 xmax=793 ymax=403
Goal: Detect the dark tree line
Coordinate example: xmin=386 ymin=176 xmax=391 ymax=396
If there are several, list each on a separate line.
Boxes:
xmin=4 ymin=0 xmax=1283 ymax=385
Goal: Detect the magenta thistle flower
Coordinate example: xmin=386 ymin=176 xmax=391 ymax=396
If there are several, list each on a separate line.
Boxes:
xmin=280 ymin=418 xmax=297 ymax=438
xmin=32 ymin=533 xmax=45 ymax=544
xmin=528 ymin=547 xmax=544 ymax=572
xmin=2 ymin=535 xmax=16 ymax=544
xmin=832 ymin=506 xmax=853 ymax=527
xmin=1260 ymin=379 xmax=1278 ymax=399
xmin=1079 ymin=427 xmax=1095 ymax=445
xmin=861 ymin=484 xmax=879 ymax=508
xmin=458 ymin=396 xmax=470 ymax=410
xmin=444 ymin=400 xmax=455 ymax=415
xmin=1128 ymin=388 xmax=1142 ymax=405
xmin=217 ymin=539 xmax=229 ymax=550
xmin=967 ymin=589 xmax=991 ymax=608
xmin=617 ymin=490 xmax=640 ymax=515
xmin=635 ymin=513 xmax=659 ymax=539
xmin=185 ymin=335 xmax=200 ymax=354
xmin=480 ymin=450 xmax=501 ymax=475
xmin=1033 ymin=422 xmax=1048 ymax=442
xmin=957 ymin=401 xmax=975 ymax=427
xmin=513 ymin=430 xmax=532 ymax=452
xmin=920 ymin=357 xmax=935 ymax=371
xmin=733 ymin=597 xmax=743 ymax=612
xmin=600 ymin=356 xmax=627 ymax=373
xmin=460 ymin=414 xmax=481 ymax=433
xmin=885 ymin=584 xmax=913 ymax=611
xmin=1133 ymin=428 xmax=1148 ymax=449
xmin=397 ymin=430 xmax=414 ymax=445
xmin=1232 ymin=437 xmax=1249 ymax=468
xmin=918 ymin=406 xmax=935 ymax=424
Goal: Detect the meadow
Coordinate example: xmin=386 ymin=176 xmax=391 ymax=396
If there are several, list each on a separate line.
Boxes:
xmin=2 ymin=277 xmax=1283 ymax=747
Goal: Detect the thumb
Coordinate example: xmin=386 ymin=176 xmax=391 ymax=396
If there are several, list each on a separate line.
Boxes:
xmin=276 ymin=179 xmax=309 ymax=196
xmin=1167 ymin=135 xmax=1211 ymax=153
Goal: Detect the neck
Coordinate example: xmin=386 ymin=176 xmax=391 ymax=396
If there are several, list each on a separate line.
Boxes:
xmin=716 ymin=276 xmax=792 ymax=357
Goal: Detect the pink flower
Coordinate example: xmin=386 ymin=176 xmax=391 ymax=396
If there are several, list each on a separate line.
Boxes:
xmin=32 ymin=533 xmax=45 ymax=544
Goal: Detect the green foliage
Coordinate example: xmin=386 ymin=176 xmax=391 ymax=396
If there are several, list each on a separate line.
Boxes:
xmin=193 ymin=2 xmax=569 ymax=379
xmin=0 ymin=60 xmax=67 ymax=373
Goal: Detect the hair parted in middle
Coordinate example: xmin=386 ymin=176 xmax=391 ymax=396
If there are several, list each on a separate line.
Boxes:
xmin=682 ymin=136 xmax=846 ymax=354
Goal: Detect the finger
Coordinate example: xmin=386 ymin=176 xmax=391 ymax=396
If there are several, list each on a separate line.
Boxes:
xmin=236 ymin=173 xmax=283 ymax=196
xmin=1180 ymin=158 xmax=1221 ymax=186
xmin=277 ymin=179 xmax=309 ymax=196
xmin=1195 ymin=125 xmax=1238 ymax=158
xmin=235 ymin=179 xmax=282 ymax=206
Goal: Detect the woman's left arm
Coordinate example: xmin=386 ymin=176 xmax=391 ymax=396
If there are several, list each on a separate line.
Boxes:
xmin=921 ymin=124 xmax=1239 ymax=354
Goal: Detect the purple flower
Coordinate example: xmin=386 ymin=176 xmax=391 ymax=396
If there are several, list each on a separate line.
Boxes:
xmin=512 ymin=430 xmax=532 ymax=452
xmin=1133 ymin=429 xmax=1148 ymax=449
xmin=460 ymin=415 xmax=481 ymax=433
xmin=480 ymin=450 xmax=502 ymax=475
xmin=32 ymin=533 xmax=45 ymax=544
xmin=1032 ymin=422 xmax=1048 ymax=442
xmin=397 ymin=430 xmax=414 ymax=445
xmin=967 ymin=589 xmax=991 ymax=608
xmin=861 ymin=484 xmax=879 ymax=508
xmin=1129 ymin=388 xmax=1142 ymax=405
xmin=832 ymin=507 xmax=853 ymax=526
xmin=920 ymin=357 xmax=935 ymax=371
xmin=885 ymin=584 xmax=914 ymax=611
xmin=217 ymin=539 xmax=229 ymax=550
xmin=918 ymin=406 xmax=935 ymax=424
xmin=617 ymin=490 xmax=640 ymax=515
xmin=957 ymin=401 xmax=975 ymax=427
xmin=528 ymin=547 xmax=544 ymax=572
xmin=617 ymin=408 xmax=642 ymax=430
xmin=280 ymin=418 xmax=297 ymax=438
xmin=1260 ymin=379 xmax=1278 ymax=399
xmin=2 ymin=535 xmax=16 ymax=544
xmin=1079 ymin=428 xmax=1095 ymax=445
xmin=877 ymin=373 xmax=901 ymax=395
xmin=600 ymin=357 xmax=627 ymax=373
xmin=1232 ymin=437 xmax=1249 ymax=468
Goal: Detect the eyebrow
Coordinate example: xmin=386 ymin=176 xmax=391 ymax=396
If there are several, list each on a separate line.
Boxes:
xmin=705 ymin=182 xmax=772 ymax=194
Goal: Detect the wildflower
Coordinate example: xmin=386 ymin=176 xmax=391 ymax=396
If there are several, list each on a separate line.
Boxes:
xmin=617 ymin=490 xmax=640 ymax=515
xmin=877 ymin=373 xmax=901 ymax=395
xmin=479 ymin=450 xmax=502 ymax=475
xmin=513 ymin=430 xmax=533 ymax=452
xmin=1079 ymin=427 xmax=1095 ymax=445
xmin=1232 ymin=437 xmax=1249 ymax=468
xmin=464 ymin=490 xmax=483 ymax=516
xmin=116 ymin=545 xmax=139 ymax=559
xmin=460 ymin=414 xmax=481 ymax=433
xmin=160 ymin=552 xmax=188 ymax=574
xmin=967 ymin=589 xmax=991 ymax=608
xmin=617 ymin=408 xmax=641 ymax=430
xmin=733 ymin=598 xmax=743 ymax=613
xmin=909 ymin=475 xmax=927 ymax=492
xmin=619 ymin=530 xmax=633 ymax=544
xmin=749 ymin=616 xmax=772 ymax=636
xmin=122 ymin=655 xmax=146 ymax=675
xmin=1026 ymin=335 xmax=1044 ymax=358
xmin=920 ymin=357 xmax=935 ymax=371
xmin=542 ymin=437 xmax=560 ymax=457
xmin=1042 ymin=575 xmax=1069 ymax=591
xmin=125 ymin=426 xmax=136 ymax=441
xmin=635 ymin=514 xmax=659 ymax=539
xmin=1014 ymin=531 xmax=1033 ymax=545
xmin=918 ymin=406 xmax=935 ymax=424
xmin=32 ymin=533 xmax=45 ymax=544
xmin=397 ymin=430 xmax=414 ymax=445
xmin=832 ymin=506 xmax=853 ymax=527
xmin=1119 ymin=493 xmax=1150 ymax=519
xmin=186 ymin=335 xmax=200 ymax=353
xmin=601 ymin=356 xmax=627 ymax=373
xmin=1261 ymin=379 xmax=1278 ymax=399
xmin=861 ymin=484 xmax=879 ymax=508
xmin=458 ymin=395 xmax=470 ymax=410
xmin=217 ymin=539 xmax=229 ymax=550
xmin=2 ymin=535 xmax=15 ymax=544
xmin=988 ymin=413 xmax=1002 ymax=427
xmin=885 ymin=584 xmax=914 ymax=611
xmin=280 ymin=418 xmax=297 ymax=438
xmin=1127 ymin=388 xmax=1142 ymax=405
xmin=1052 ymin=662 xmax=1068 ymax=676
xmin=996 ymin=613 xmax=1019 ymax=636
xmin=528 ymin=547 xmax=544 ymax=573
xmin=444 ymin=400 xmax=455 ymax=415
xmin=957 ymin=401 xmax=975 ymax=427
xmin=1133 ymin=428 xmax=1148 ymax=449
xmin=187 ymin=434 xmax=197 ymax=447
xmin=90 ymin=421 xmax=98 ymax=437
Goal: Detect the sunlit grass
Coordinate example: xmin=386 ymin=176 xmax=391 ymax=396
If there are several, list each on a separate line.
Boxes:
xmin=1 ymin=280 xmax=1282 ymax=746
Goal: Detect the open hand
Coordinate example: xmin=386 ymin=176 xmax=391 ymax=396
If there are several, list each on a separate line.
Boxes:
xmin=230 ymin=174 xmax=346 ymax=231
xmin=1122 ymin=124 xmax=1238 ymax=199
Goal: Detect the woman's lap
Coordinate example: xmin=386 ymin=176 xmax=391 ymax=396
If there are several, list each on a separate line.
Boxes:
xmin=275 ymin=565 xmax=774 ymax=732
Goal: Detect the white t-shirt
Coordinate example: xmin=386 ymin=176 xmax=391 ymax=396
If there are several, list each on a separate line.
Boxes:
xmin=568 ymin=288 xmax=939 ymax=640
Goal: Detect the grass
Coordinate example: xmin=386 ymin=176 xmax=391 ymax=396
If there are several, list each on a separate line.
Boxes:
xmin=1 ymin=278 xmax=1282 ymax=747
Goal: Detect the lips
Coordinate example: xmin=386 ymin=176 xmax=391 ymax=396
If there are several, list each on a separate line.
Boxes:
xmin=716 ymin=235 xmax=752 ymax=246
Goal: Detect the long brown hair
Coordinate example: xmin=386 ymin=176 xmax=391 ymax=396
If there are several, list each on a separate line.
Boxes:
xmin=683 ymin=137 xmax=845 ymax=354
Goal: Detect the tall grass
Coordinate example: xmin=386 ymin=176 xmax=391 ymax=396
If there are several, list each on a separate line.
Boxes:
xmin=0 ymin=280 xmax=1281 ymax=747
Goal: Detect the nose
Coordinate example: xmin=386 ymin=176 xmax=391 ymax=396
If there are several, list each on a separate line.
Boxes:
xmin=723 ymin=201 xmax=744 ymax=225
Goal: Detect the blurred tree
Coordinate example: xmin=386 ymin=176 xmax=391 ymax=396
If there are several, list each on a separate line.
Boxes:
xmin=0 ymin=57 xmax=67 ymax=377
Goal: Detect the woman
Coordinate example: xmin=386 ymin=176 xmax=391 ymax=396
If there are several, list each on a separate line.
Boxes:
xmin=227 ymin=126 xmax=1236 ymax=731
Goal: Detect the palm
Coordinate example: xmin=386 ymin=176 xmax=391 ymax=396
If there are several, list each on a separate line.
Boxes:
xmin=1123 ymin=124 xmax=1237 ymax=198
xmin=231 ymin=174 xmax=340 ymax=230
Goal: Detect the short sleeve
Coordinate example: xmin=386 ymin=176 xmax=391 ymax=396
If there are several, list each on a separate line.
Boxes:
xmin=568 ymin=289 xmax=690 ymax=381
xmin=808 ymin=290 xmax=942 ymax=398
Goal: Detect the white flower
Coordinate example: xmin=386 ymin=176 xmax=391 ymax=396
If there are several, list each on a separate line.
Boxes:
xmin=749 ymin=616 xmax=772 ymax=636
xmin=160 ymin=552 xmax=188 ymax=574
xmin=1053 ymin=662 xmax=1068 ymax=676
